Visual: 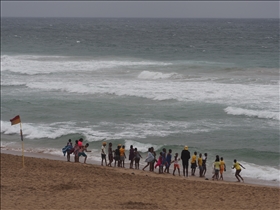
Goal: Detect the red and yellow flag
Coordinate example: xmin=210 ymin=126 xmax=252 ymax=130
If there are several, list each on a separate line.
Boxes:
xmin=10 ymin=115 xmax=21 ymax=125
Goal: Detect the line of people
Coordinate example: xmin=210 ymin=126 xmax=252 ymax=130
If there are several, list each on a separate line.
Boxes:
xmin=62 ymin=140 xmax=246 ymax=182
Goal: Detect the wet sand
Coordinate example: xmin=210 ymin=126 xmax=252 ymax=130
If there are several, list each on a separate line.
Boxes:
xmin=1 ymin=152 xmax=279 ymax=210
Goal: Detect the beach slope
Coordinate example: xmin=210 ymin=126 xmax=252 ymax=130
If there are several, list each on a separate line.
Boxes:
xmin=1 ymin=153 xmax=279 ymax=210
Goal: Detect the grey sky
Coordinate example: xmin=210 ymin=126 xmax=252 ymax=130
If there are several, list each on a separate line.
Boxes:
xmin=1 ymin=1 xmax=279 ymax=19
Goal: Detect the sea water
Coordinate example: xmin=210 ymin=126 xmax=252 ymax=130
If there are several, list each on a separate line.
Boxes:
xmin=1 ymin=18 xmax=279 ymax=183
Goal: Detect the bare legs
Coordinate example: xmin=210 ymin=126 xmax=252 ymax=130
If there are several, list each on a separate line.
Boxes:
xmin=235 ymin=170 xmax=244 ymax=182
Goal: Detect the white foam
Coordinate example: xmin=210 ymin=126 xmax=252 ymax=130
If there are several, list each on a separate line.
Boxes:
xmin=124 ymin=140 xmax=162 ymax=153
xmin=18 ymin=73 xmax=277 ymax=113
xmin=225 ymin=107 xmax=279 ymax=121
xmin=138 ymin=71 xmax=181 ymax=80
xmin=1 ymin=121 xmax=77 ymax=139
xmin=2 ymin=55 xmax=278 ymax=113
xmin=1 ymin=54 xmax=172 ymax=75
xmin=1 ymin=119 xmax=216 ymax=141
xmin=230 ymin=161 xmax=280 ymax=182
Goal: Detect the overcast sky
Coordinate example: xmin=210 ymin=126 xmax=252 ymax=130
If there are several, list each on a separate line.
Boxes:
xmin=1 ymin=1 xmax=279 ymax=19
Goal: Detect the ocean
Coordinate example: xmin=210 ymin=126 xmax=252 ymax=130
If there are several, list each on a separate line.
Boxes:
xmin=1 ymin=17 xmax=279 ymax=183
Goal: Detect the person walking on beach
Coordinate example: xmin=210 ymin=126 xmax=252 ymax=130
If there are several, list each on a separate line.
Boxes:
xmin=101 ymin=142 xmax=107 ymax=166
xmin=198 ymin=153 xmax=203 ymax=177
xmin=219 ymin=157 xmax=226 ymax=180
xmin=78 ymin=143 xmax=91 ymax=164
xmin=202 ymin=153 xmax=208 ymax=177
xmin=129 ymin=145 xmax=134 ymax=169
xmin=155 ymin=152 xmax=163 ymax=174
xmin=134 ymin=148 xmax=142 ymax=169
xmin=73 ymin=140 xmax=80 ymax=163
xmin=114 ymin=144 xmax=121 ymax=167
xmin=171 ymin=153 xmax=181 ymax=176
xmin=164 ymin=149 xmax=172 ymax=174
xmin=232 ymin=159 xmax=245 ymax=182
xmin=191 ymin=151 xmax=197 ymax=176
xmin=150 ymin=147 xmax=156 ymax=172
xmin=62 ymin=139 xmax=73 ymax=162
xmin=181 ymin=146 xmax=190 ymax=177
xmin=119 ymin=145 xmax=126 ymax=168
xmin=161 ymin=148 xmax=167 ymax=172
xmin=143 ymin=148 xmax=154 ymax=171
xmin=212 ymin=156 xmax=220 ymax=180
xmin=107 ymin=142 xmax=113 ymax=167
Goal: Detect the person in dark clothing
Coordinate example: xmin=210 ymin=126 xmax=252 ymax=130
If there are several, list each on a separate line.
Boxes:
xmin=114 ymin=144 xmax=121 ymax=167
xmin=202 ymin=153 xmax=208 ymax=177
xmin=181 ymin=145 xmax=191 ymax=177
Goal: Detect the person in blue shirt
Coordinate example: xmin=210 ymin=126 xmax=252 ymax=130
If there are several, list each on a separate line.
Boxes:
xmin=164 ymin=149 xmax=172 ymax=173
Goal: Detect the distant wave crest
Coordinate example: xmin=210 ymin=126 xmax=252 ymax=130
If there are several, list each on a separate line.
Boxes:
xmin=224 ymin=107 xmax=279 ymax=121
xmin=138 ymin=71 xmax=181 ymax=80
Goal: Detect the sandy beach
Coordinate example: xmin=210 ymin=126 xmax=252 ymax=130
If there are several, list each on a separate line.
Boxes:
xmin=1 ymin=152 xmax=279 ymax=210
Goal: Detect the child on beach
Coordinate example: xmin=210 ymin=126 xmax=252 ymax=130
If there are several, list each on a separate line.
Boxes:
xmin=219 ymin=157 xmax=226 ymax=180
xmin=202 ymin=153 xmax=207 ymax=177
xmin=171 ymin=153 xmax=180 ymax=176
xmin=154 ymin=152 xmax=163 ymax=174
xmin=78 ymin=143 xmax=91 ymax=164
xmin=143 ymin=148 xmax=154 ymax=171
xmin=119 ymin=145 xmax=126 ymax=168
xmin=212 ymin=156 xmax=220 ymax=180
xmin=73 ymin=140 xmax=80 ymax=162
xmin=198 ymin=153 xmax=203 ymax=177
xmin=129 ymin=145 xmax=134 ymax=169
xmin=150 ymin=147 xmax=156 ymax=172
xmin=101 ymin=142 xmax=107 ymax=166
xmin=232 ymin=159 xmax=245 ymax=182
xmin=114 ymin=145 xmax=121 ymax=167
xmin=191 ymin=151 xmax=197 ymax=176
xmin=164 ymin=149 xmax=172 ymax=174
xmin=134 ymin=148 xmax=142 ymax=169
xmin=62 ymin=139 xmax=73 ymax=162
xmin=161 ymin=148 xmax=167 ymax=172
xmin=107 ymin=142 xmax=113 ymax=167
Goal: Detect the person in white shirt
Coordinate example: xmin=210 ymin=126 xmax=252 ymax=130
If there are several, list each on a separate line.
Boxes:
xmin=101 ymin=142 xmax=107 ymax=166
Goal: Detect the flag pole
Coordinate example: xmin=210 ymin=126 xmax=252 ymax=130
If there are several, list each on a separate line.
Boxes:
xmin=20 ymin=122 xmax=25 ymax=167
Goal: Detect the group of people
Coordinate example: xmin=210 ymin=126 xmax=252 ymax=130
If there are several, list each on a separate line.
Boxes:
xmin=62 ymin=138 xmax=91 ymax=163
xmin=62 ymin=140 xmax=246 ymax=182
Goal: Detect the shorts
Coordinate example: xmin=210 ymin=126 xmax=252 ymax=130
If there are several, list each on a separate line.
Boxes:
xmin=78 ymin=152 xmax=87 ymax=157
xmin=202 ymin=165 xmax=206 ymax=170
xmin=215 ymin=169 xmax=219 ymax=175
xmin=134 ymin=158 xmax=140 ymax=163
xmin=114 ymin=155 xmax=120 ymax=161
xmin=174 ymin=163 xmax=180 ymax=170
xmin=191 ymin=163 xmax=197 ymax=169
xmin=120 ymin=156 xmax=125 ymax=161
xmin=101 ymin=154 xmax=106 ymax=159
xmin=199 ymin=166 xmax=203 ymax=171
xmin=235 ymin=169 xmax=241 ymax=175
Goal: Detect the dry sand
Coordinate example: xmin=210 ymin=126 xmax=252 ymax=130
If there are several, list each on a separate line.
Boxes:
xmin=1 ymin=153 xmax=279 ymax=210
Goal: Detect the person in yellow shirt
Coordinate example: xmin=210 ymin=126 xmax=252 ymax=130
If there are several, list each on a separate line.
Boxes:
xmin=198 ymin=153 xmax=203 ymax=177
xmin=232 ymin=159 xmax=245 ymax=182
xmin=191 ymin=151 xmax=197 ymax=176
xmin=219 ymin=157 xmax=226 ymax=180
xmin=119 ymin=145 xmax=126 ymax=168
xmin=212 ymin=156 xmax=220 ymax=180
